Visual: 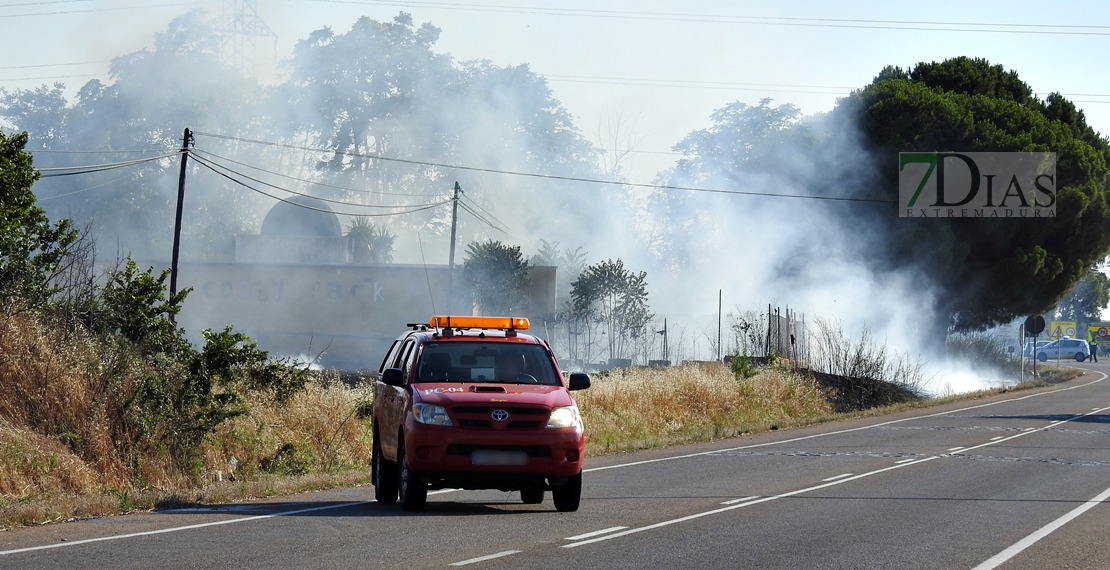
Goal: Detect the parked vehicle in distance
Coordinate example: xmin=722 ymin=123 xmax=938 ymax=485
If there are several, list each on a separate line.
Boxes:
xmin=371 ymin=315 xmax=590 ymax=512
xmin=1022 ymin=340 xmax=1051 ymax=358
xmin=1035 ymin=338 xmax=1090 ymax=362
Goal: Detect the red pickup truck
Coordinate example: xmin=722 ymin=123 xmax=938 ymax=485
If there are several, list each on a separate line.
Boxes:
xmin=371 ymin=316 xmax=591 ymax=512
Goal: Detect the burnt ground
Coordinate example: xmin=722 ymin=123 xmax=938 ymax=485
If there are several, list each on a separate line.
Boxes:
xmin=803 ymin=369 xmax=923 ymax=413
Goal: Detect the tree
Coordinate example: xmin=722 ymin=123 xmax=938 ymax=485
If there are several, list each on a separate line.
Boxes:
xmin=570 ymin=259 xmax=652 ymax=362
xmin=0 ymin=10 xmax=265 ymax=262
xmin=460 ymin=240 xmax=531 ymax=315
xmin=1056 ymin=266 xmax=1110 ymax=330
xmin=839 ymin=57 xmax=1110 ymax=346
xmin=346 ymin=218 xmax=395 ymax=264
xmin=0 ymin=130 xmax=77 ymax=303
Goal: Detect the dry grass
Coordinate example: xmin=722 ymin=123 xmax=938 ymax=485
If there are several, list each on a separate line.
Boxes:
xmin=0 ymin=303 xmax=376 ymax=528
xmin=202 ymin=378 xmax=374 ymax=481
xmin=0 ymin=379 xmax=376 ymax=529
xmin=576 ymin=363 xmax=833 ymax=454
xmin=1 ymin=299 xmax=1090 ymax=530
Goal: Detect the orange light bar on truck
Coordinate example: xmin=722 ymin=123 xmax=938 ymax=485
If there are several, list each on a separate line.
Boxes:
xmin=429 ymin=316 xmax=530 ymax=330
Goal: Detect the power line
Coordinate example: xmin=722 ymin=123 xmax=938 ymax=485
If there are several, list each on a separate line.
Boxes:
xmin=38 ymin=170 xmax=142 ymax=201
xmin=192 ymin=131 xmax=895 ymax=204
xmin=459 ymin=193 xmax=511 ymax=234
xmin=457 ymin=198 xmax=509 ymax=236
xmin=0 ymin=59 xmax=108 ymax=70
xmin=38 ymin=152 xmax=178 ymax=177
xmin=301 ymin=1 xmax=1110 ymax=36
xmin=0 ymin=1 xmax=205 ymax=18
xmin=0 ymin=1 xmax=93 ymax=7
xmin=191 ymin=152 xmax=448 ymax=209
xmin=191 ymin=146 xmax=440 ymax=197
xmin=545 ymin=74 xmax=855 ymax=91
xmin=0 ymin=73 xmax=106 ymax=81
xmin=30 ymin=148 xmax=172 ymax=154
xmin=545 ymin=76 xmax=850 ymax=95
xmin=192 ymin=156 xmax=448 ymax=217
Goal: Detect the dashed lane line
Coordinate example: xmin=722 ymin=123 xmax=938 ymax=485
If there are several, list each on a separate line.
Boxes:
xmin=565 ymin=399 xmax=1110 ymax=552
xmin=0 ymin=489 xmax=459 ymax=557
xmin=565 ymin=527 xmax=628 ymax=541
xmin=583 ymin=375 xmax=1105 ymax=475
xmin=564 ymin=457 xmax=940 ymax=549
xmin=448 ymin=550 xmax=521 ymax=566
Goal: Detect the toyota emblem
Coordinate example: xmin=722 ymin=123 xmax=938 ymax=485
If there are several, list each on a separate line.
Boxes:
xmin=491 ymin=409 xmax=509 ymax=422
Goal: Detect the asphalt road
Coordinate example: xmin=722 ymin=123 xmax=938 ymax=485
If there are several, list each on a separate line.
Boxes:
xmin=5 ymin=362 xmax=1110 ymax=569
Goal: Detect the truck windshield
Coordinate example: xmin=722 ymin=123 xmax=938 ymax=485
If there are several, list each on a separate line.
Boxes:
xmin=414 ymin=342 xmax=560 ymax=386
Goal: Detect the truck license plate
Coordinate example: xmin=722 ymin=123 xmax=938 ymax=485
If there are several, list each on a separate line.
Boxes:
xmin=471 ymin=450 xmax=528 ymax=465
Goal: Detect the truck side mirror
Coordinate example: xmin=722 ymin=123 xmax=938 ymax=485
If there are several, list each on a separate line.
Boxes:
xmin=381 ymin=368 xmax=405 ymax=387
xmin=568 ymin=372 xmax=591 ymax=391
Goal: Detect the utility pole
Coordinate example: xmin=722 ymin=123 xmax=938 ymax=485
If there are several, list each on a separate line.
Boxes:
xmin=717 ymin=289 xmax=722 ymax=362
xmin=169 ymin=127 xmax=193 ymax=320
xmin=446 ymin=181 xmax=461 ymax=313
xmin=657 ymin=318 xmax=669 ymax=364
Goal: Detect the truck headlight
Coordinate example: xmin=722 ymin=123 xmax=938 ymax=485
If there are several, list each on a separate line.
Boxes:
xmin=546 ymin=405 xmax=581 ymax=429
xmin=413 ymin=403 xmax=453 ymax=426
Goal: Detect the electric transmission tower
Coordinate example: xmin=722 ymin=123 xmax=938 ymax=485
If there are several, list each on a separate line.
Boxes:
xmin=219 ymin=0 xmax=277 ymax=74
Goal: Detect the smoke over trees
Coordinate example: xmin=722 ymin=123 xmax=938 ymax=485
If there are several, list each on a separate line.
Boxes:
xmin=0 ymin=11 xmax=605 ymax=264
xmin=570 ymin=259 xmax=652 ymax=362
xmin=3 ymin=6 xmax=1110 ymax=370
xmin=461 ymin=240 xmax=531 ymax=315
xmin=660 ymin=58 xmax=1110 ymax=355
xmin=843 ymin=57 xmax=1110 ymax=343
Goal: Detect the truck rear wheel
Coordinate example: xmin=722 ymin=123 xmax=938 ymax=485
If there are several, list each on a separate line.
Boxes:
xmin=398 ymin=445 xmax=427 ymax=511
xmin=551 ymin=472 xmax=581 ymax=512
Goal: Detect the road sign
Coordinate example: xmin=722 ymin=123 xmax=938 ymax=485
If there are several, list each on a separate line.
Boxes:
xmin=1049 ymin=320 xmax=1076 ymax=340
xmin=1024 ymin=315 xmax=1045 ymax=336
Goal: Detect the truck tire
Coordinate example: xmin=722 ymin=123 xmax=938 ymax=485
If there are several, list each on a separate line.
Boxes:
xmin=552 ymin=472 xmax=582 ymax=512
xmin=398 ymin=445 xmax=427 ymax=511
xmin=373 ymin=436 xmax=397 ymax=504
xmin=520 ymin=489 xmax=544 ymax=504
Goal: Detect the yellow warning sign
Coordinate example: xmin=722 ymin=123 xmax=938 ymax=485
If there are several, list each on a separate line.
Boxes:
xmin=1049 ymin=320 xmax=1077 ymax=340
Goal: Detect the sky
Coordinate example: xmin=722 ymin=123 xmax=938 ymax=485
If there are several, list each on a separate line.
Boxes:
xmin=3 ymin=0 xmax=1110 ymax=183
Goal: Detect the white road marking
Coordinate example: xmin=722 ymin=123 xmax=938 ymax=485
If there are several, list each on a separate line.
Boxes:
xmin=720 ymin=496 xmax=759 ymax=505
xmin=448 ymin=550 xmax=521 ymax=566
xmin=583 ymin=376 xmax=1105 ymax=475
xmin=7 ymin=372 xmax=1104 ymax=559
xmin=894 ymin=458 xmax=916 ymax=464
xmin=990 ymin=436 xmax=1004 ymax=441
xmin=566 ymin=399 xmax=1110 ymax=552
xmin=0 ymin=488 xmax=459 ymax=556
xmin=0 ymin=501 xmax=372 ymax=556
xmin=565 ymin=527 xmax=628 ymax=541
xmin=948 ymin=447 xmax=966 ymax=452
xmin=972 ymin=482 xmax=1110 ymax=570
xmin=564 ymin=457 xmax=941 ymax=549
xmin=822 ymin=473 xmax=853 ymax=482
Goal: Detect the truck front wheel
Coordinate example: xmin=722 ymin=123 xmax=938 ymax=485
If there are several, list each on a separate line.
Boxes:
xmin=551 ymin=472 xmax=582 ymax=512
xmin=398 ymin=444 xmax=427 ymax=511
xmin=373 ymin=436 xmax=397 ymax=504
